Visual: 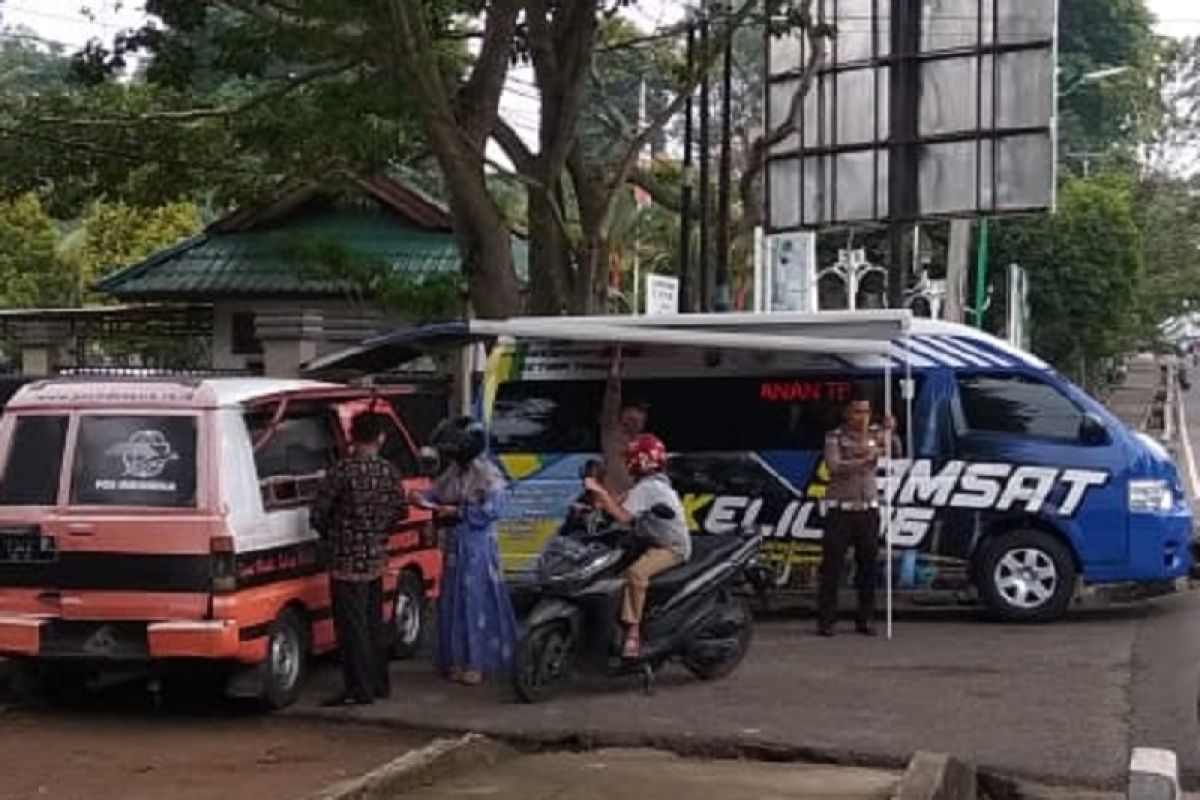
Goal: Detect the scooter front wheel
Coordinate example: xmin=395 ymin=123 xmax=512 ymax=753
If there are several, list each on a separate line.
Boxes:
xmin=513 ymin=620 xmax=576 ymax=703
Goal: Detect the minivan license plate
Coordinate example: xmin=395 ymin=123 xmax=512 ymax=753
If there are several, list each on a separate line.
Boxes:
xmin=0 ymin=533 xmax=56 ymax=564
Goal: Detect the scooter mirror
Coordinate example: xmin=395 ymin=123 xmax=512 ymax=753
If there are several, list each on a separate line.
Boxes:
xmin=417 ymin=446 xmax=441 ymax=478
xmin=649 ymin=503 xmax=676 ymax=521
xmin=579 ymin=459 xmax=604 ymax=481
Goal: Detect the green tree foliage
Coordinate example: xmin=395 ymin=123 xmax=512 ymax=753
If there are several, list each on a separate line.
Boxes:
xmin=990 ymin=177 xmax=1144 ymax=384
xmin=59 ymin=200 xmax=202 ymax=304
xmin=1058 ymin=0 xmax=1163 ymax=163
xmin=0 ymin=194 xmax=74 ymax=308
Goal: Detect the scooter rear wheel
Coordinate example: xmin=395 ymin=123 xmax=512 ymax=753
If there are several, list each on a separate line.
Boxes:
xmin=513 ymin=621 xmax=576 ymax=703
xmin=682 ymin=596 xmax=753 ymax=681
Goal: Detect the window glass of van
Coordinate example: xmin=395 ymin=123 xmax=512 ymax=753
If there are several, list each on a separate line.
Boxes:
xmin=245 ymin=405 xmax=339 ymax=508
xmin=493 ymin=376 xmax=915 ymax=453
xmin=0 ymin=415 xmax=68 ymax=506
xmin=70 ymin=416 xmax=198 ymax=508
xmin=957 ymin=374 xmax=1084 ymax=439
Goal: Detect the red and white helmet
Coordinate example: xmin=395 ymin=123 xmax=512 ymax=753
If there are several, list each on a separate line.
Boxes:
xmin=624 ymin=433 xmax=668 ymax=478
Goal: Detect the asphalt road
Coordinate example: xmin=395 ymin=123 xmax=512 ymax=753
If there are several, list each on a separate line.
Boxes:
xmin=296 ymin=595 xmax=1200 ymax=791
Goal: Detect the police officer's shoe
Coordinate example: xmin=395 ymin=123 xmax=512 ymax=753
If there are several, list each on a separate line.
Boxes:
xmin=855 ymin=622 xmax=877 ymax=637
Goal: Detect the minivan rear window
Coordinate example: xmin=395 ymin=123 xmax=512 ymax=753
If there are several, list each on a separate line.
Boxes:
xmin=70 ymin=416 xmax=198 ymax=508
xmin=0 ymin=415 xmax=68 ymax=506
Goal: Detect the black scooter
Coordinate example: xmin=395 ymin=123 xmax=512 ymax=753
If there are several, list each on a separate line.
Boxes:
xmin=511 ymin=467 xmax=763 ymax=702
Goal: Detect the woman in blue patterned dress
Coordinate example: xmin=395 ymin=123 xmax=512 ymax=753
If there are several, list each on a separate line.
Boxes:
xmin=418 ymin=416 xmax=516 ymax=685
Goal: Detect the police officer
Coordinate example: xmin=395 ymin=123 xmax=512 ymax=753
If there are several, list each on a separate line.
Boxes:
xmin=818 ymin=392 xmax=900 ymax=637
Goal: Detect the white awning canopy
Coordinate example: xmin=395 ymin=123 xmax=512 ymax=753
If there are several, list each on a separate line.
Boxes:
xmin=304 ymin=312 xmax=907 ymax=375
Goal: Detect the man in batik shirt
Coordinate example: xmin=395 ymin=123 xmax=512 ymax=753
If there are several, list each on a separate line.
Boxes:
xmin=312 ymin=413 xmax=408 ymax=706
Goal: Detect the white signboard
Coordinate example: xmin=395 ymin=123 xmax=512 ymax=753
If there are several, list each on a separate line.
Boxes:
xmin=766 ymin=0 xmax=1058 ymax=230
xmin=769 ymin=232 xmax=817 ymax=313
xmin=645 ymin=274 xmax=680 ymax=316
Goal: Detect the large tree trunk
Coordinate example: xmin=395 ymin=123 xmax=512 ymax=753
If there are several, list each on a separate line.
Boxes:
xmin=571 ymin=236 xmax=610 ymax=314
xmin=432 ymin=130 xmax=522 ymax=319
xmin=526 ymin=189 xmax=574 ymax=314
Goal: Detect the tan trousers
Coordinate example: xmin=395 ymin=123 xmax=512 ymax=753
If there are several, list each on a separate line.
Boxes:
xmin=621 ymin=547 xmax=682 ymax=625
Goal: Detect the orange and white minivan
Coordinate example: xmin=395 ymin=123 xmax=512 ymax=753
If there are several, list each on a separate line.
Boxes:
xmin=0 ymin=378 xmax=441 ymax=708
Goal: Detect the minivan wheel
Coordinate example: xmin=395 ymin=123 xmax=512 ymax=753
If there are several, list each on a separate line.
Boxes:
xmin=975 ymin=530 xmax=1076 ymax=623
xmin=262 ymin=608 xmax=308 ymax=710
xmin=390 ymin=572 xmax=427 ymax=660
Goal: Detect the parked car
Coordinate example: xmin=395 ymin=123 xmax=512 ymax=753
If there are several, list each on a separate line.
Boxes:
xmin=0 ymin=378 xmax=441 ymax=708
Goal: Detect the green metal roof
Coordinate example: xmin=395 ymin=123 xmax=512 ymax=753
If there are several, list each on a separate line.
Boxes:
xmin=95 ymin=211 xmax=462 ymax=299
xmin=95 ymin=176 xmax=528 ymax=300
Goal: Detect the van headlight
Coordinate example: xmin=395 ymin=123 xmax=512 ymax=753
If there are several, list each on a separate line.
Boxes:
xmin=1128 ymin=479 xmax=1173 ymax=513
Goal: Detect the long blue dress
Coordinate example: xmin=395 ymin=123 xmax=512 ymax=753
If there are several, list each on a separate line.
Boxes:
xmin=428 ymin=463 xmax=517 ymax=676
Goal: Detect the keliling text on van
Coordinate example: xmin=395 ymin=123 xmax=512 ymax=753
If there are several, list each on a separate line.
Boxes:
xmin=693 ymin=459 xmax=1111 ymax=546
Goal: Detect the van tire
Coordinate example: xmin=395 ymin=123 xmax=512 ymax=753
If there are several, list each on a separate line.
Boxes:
xmin=975 ymin=529 xmax=1075 ymax=623
xmin=262 ymin=608 xmax=308 ymax=710
xmin=390 ymin=571 xmax=427 ymax=660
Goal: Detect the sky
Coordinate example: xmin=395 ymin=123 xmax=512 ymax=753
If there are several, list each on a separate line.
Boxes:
xmin=3 ymin=0 xmax=1198 ymax=48
xmin=2 ymin=0 xmax=1198 ymax=147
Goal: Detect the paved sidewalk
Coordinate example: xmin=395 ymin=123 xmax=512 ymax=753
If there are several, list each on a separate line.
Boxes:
xmin=1103 ymin=354 xmax=1162 ymax=430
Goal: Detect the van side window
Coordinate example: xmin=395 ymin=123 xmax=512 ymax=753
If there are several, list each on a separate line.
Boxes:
xmin=0 ymin=415 xmax=68 ymax=506
xmin=957 ymin=374 xmax=1084 ymax=440
xmin=70 ymin=416 xmax=198 ymax=508
xmin=493 ymin=377 xmax=916 ymax=453
xmin=246 ymin=405 xmax=339 ymax=508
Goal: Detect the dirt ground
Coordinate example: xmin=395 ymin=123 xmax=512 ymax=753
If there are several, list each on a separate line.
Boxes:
xmin=0 ymin=709 xmax=427 ymax=800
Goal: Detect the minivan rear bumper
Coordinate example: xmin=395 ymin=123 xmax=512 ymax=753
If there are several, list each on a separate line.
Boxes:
xmin=0 ymin=615 xmax=258 ymax=662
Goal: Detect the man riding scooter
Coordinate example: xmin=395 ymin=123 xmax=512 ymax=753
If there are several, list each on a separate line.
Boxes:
xmin=583 ymin=434 xmax=691 ymax=658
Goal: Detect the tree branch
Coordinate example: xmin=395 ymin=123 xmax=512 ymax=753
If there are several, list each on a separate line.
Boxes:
xmin=459 ymin=0 xmax=523 ymax=141
xmin=598 ymin=0 xmax=759 ymax=232
xmin=630 ymin=167 xmax=681 ymax=213
xmin=213 ymin=0 xmax=363 ymax=42
xmin=492 ymin=118 xmax=537 ymax=175
xmin=31 ymin=61 xmax=358 ymax=127
xmin=589 ymin=62 xmax=635 ymax=137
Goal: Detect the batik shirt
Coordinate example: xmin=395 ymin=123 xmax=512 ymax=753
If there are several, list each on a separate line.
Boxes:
xmin=312 ymin=453 xmax=407 ymax=581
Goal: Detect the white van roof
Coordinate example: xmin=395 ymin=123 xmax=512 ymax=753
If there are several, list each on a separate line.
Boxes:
xmin=7 ymin=377 xmax=339 ymax=411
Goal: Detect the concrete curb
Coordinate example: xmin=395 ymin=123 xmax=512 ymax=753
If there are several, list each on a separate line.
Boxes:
xmin=288 ymin=706 xmax=912 ymax=773
xmin=289 ymin=706 xmax=1133 ymax=793
xmin=303 ymin=733 xmax=515 ymax=800
xmin=1129 ymin=747 xmax=1180 ymax=800
xmin=891 ymin=751 xmax=976 ymax=800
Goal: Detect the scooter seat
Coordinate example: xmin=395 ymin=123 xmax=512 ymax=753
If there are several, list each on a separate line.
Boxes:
xmin=646 ymin=536 xmax=745 ymax=597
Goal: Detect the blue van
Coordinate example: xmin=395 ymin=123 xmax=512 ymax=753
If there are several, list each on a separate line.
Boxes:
xmin=308 ymin=312 xmax=1194 ymax=622
xmin=473 ymin=314 xmax=1193 ymax=623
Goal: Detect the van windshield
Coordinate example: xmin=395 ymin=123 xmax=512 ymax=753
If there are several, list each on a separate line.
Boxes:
xmin=70 ymin=415 xmax=198 ymax=508
xmin=0 ymin=415 xmax=68 ymax=506
xmin=492 ymin=375 xmax=915 ymax=453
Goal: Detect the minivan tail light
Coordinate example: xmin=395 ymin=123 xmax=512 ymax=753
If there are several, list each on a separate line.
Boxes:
xmin=210 ymin=536 xmax=237 ymax=592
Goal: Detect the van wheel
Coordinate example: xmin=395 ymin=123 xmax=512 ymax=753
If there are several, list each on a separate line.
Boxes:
xmin=390 ymin=572 xmax=427 ymax=660
xmin=975 ymin=530 xmax=1075 ymax=623
xmin=262 ymin=608 xmax=308 ymax=710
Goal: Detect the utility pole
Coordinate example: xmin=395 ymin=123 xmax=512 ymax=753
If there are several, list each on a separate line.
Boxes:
xmin=944 ymin=218 xmax=971 ymax=322
xmin=887 ymin=0 xmax=921 ymax=308
xmin=715 ymin=2 xmax=734 ymax=312
xmin=680 ymin=22 xmax=696 ymax=314
xmin=698 ymin=4 xmax=713 ymax=312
